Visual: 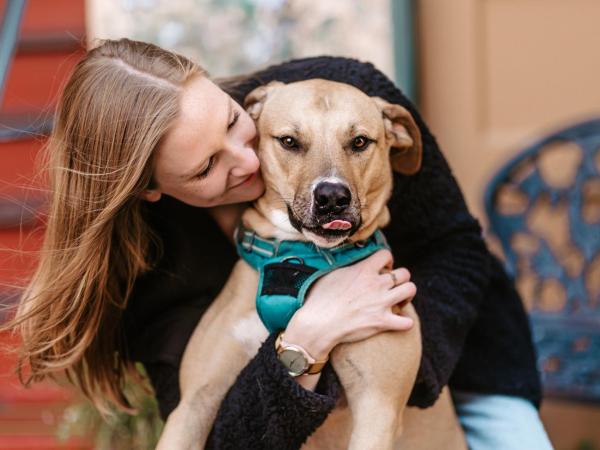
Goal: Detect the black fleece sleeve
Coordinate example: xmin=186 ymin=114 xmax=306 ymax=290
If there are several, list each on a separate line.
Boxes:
xmin=141 ymin=321 xmax=339 ymax=449
xmin=380 ymin=81 xmax=492 ymax=406
xmin=221 ymin=56 xmax=491 ymax=407
xmin=206 ymin=333 xmax=340 ymax=450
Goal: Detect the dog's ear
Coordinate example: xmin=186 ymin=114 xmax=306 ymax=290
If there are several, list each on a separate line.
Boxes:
xmin=244 ymin=81 xmax=285 ymax=120
xmin=372 ymin=97 xmax=422 ymax=175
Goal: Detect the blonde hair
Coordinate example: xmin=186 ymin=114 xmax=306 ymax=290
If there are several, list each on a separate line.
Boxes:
xmin=4 ymin=38 xmax=203 ymax=414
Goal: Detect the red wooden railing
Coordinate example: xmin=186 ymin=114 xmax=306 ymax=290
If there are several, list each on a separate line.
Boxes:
xmin=0 ymin=1 xmax=92 ymax=448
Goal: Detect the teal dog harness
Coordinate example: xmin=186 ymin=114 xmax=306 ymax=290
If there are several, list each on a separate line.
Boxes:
xmin=235 ymin=224 xmax=390 ymax=333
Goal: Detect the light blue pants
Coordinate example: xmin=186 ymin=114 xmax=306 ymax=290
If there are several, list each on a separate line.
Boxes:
xmin=453 ymin=391 xmax=554 ymax=450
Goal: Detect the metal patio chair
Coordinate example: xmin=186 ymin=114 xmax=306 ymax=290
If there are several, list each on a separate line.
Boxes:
xmin=485 ymin=118 xmax=600 ymax=402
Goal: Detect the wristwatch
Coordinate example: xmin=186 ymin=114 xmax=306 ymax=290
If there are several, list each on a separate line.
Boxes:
xmin=275 ymin=331 xmax=328 ymax=377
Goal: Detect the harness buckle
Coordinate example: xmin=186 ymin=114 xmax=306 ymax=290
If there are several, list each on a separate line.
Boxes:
xmin=245 ymin=232 xmax=256 ymax=253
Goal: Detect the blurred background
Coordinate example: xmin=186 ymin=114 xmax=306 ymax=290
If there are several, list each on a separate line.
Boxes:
xmin=0 ymin=0 xmax=599 ymax=448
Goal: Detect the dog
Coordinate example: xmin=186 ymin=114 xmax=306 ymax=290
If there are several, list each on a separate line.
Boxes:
xmin=156 ymin=79 xmax=466 ymax=449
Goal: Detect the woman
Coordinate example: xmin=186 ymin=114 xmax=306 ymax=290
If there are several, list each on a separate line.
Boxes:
xmin=9 ymin=39 xmax=550 ymax=449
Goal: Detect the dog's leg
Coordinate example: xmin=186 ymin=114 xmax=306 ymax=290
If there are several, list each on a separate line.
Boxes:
xmin=399 ymin=388 xmax=467 ymax=450
xmin=156 ymin=261 xmax=266 ymax=450
xmin=331 ymin=303 xmax=421 ymax=450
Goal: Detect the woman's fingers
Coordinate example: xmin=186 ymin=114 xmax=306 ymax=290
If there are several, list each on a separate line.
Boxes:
xmin=384 ymin=313 xmax=414 ymax=331
xmin=380 ymin=267 xmax=411 ymax=289
xmin=385 ymin=280 xmax=417 ymax=305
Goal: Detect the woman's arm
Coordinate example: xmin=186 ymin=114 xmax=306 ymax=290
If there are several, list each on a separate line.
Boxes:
xmin=144 ymin=334 xmax=338 ymax=449
xmin=205 ymin=333 xmax=339 ymax=450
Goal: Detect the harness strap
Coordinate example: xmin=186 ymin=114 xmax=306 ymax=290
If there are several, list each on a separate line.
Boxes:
xmin=235 ymin=224 xmax=390 ymax=332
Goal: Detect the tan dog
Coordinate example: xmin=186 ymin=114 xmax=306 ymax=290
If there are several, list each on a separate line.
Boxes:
xmin=156 ymin=79 xmax=466 ymax=450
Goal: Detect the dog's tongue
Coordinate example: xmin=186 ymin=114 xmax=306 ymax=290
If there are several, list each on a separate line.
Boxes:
xmin=322 ymin=220 xmax=352 ymax=230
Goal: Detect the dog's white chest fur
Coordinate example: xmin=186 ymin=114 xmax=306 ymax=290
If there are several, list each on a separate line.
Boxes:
xmin=267 ymin=209 xmax=299 ymax=239
xmin=231 ymin=310 xmax=269 ymax=357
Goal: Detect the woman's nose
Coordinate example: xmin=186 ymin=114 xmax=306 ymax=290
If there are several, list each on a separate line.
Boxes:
xmin=229 ymin=142 xmax=260 ymax=177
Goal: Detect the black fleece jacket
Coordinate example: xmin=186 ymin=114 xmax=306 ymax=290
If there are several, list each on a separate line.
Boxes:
xmin=122 ymin=56 xmax=541 ymax=449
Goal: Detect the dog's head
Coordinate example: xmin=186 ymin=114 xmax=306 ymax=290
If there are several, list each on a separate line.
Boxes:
xmin=244 ymin=79 xmax=422 ymax=247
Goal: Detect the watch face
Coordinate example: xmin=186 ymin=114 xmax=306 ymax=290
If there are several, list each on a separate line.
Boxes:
xmin=279 ymin=348 xmax=309 ymax=376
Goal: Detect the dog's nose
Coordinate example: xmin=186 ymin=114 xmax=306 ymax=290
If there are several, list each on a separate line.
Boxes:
xmin=313 ymin=182 xmax=351 ymax=215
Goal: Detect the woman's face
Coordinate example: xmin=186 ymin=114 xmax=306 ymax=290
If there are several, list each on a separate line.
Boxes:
xmin=147 ymin=76 xmax=264 ymax=207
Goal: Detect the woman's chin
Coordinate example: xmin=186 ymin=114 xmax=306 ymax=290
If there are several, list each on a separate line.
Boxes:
xmin=231 ymin=172 xmax=265 ymax=203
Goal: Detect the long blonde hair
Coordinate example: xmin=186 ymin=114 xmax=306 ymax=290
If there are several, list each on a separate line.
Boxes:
xmin=5 ymin=38 xmax=203 ymax=413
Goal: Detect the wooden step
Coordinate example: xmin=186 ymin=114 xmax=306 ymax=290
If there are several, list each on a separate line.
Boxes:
xmin=0 ymin=227 xmax=43 ymax=291
xmin=0 ymin=435 xmax=90 ymax=450
xmin=0 ymin=135 xmax=46 ymax=232
xmin=1 ymin=50 xmax=83 ymax=113
xmin=0 ymin=335 xmax=73 ymax=404
xmin=0 ymin=0 xmax=85 ymax=55
xmin=0 ymin=135 xmax=45 ymax=182
xmin=0 ymin=399 xmax=71 ymax=427
xmin=0 ymin=289 xmax=19 ymax=325
xmin=17 ymin=0 xmax=85 ymax=54
xmin=0 ymin=196 xmax=44 ymax=229
xmin=0 ymin=0 xmax=86 ymax=112
xmin=0 ymin=110 xmax=53 ymax=142
xmin=0 ymin=332 xmax=90 ymax=448
xmin=18 ymin=0 xmax=85 ymax=39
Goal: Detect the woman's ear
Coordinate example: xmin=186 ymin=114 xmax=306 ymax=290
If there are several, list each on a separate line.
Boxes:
xmin=140 ymin=189 xmax=162 ymax=202
xmin=372 ymin=97 xmax=422 ymax=175
xmin=244 ymin=81 xmax=284 ymax=120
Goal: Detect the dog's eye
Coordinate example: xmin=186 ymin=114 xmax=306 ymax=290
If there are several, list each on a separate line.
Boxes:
xmin=278 ymin=136 xmax=299 ymax=150
xmin=352 ymin=136 xmax=371 ymax=152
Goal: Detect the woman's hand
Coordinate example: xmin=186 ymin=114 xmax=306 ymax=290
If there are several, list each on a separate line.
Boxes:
xmin=284 ymin=249 xmax=416 ymax=362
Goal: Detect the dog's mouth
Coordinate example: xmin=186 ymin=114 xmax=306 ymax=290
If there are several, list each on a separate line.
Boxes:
xmin=286 ymin=205 xmax=361 ymax=245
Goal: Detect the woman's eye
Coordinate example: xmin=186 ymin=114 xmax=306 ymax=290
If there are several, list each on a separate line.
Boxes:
xmin=228 ymin=110 xmax=240 ymax=130
xmin=278 ymin=136 xmax=299 ymax=150
xmin=195 ymin=156 xmax=215 ymax=180
xmin=351 ymin=135 xmax=371 ymax=152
